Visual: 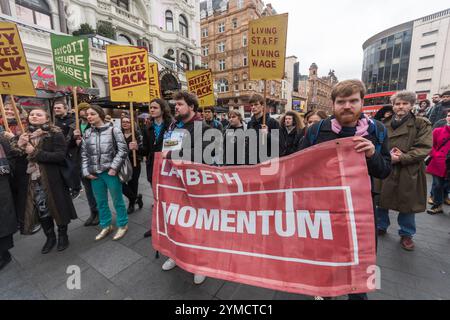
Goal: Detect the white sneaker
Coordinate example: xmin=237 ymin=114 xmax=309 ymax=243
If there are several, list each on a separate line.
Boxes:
xmin=194 ymin=274 xmax=206 ymax=285
xmin=162 ymin=258 xmax=177 ymax=271
xmin=314 ymin=296 xmax=324 ymax=300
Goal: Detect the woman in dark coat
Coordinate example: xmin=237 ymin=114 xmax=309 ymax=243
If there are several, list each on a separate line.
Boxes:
xmin=11 ymin=107 xmax=77 ymax=254
xmin=142 ymin=99 xmax=173 ymax=238
xmin=279 ymin=111 xmax=304 ymax=157
xmin=223 ymin=110 xmax=249 ymax=165
xmin=0 ymin=133 xmax=17 ymax=271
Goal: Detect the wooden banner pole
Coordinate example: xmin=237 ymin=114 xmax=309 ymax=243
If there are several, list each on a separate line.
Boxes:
xmin=9 ymin=95 xmax=25 ymax=133
xmin=73 ymin=86 xmax=80 ymax=131
xmin=130 ymin=101 xmax=137 ymax=167
xmin=0 ymin=96 xmax=11 ymax=133
xmin=263 ymin=79 xmax=267 ymax=126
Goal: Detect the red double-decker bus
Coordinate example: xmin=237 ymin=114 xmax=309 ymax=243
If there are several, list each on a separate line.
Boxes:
xmin=363 ymin=91 xmax=396 ymax=117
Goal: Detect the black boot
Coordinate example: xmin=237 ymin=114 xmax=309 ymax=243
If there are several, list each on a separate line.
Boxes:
xmin=143 ymin=230 xmax=152 ymax=238
xmin=137 ymin=194 xmax=144 ymax=210
xmin=57 ymin=225 xmax=69 ymax=252
xmin=127 ymin=200 xmax=136 ymax=214
xmin=40 ymin=218 xmax=56 ymax=254
xmin=84 ymin=210 xmax=100 ymax=227
xmin=0 ymin=251 xmax=12 ymax=271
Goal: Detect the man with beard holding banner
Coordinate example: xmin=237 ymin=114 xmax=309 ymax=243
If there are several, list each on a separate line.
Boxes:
xmin=299 ymin=79 xmax=392 ymax=300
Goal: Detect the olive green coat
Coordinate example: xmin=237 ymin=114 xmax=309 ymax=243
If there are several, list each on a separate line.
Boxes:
xmin=376 ymin=115 xmax=432 ymax=213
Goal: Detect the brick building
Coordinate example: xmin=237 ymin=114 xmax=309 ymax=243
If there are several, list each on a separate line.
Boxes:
xmin=305 ymin=63 xmax=338 ymax=113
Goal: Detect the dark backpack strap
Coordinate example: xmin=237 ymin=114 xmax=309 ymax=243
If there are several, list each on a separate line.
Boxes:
xmin=372 ymin=120 xmax=386 ymax=153
xmin=307 ymin=120 xmax=324 ymax=146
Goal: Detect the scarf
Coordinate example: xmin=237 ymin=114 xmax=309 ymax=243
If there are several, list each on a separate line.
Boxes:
xmin=391 ymin=113 xmax=412 ymax=131
xmin=331 ymin=114 xmax=371 ymax=137
xmin=26 ymin=129 xmax=47 ymax=181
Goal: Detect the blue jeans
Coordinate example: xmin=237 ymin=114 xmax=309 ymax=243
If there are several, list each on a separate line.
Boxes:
xmin=91 ymin=172 xmax=128 ymax=229
xmin=431 ymin=175 xmax=448 ymax=206
xmin=376 ymin=207 xmax=416 ymax=238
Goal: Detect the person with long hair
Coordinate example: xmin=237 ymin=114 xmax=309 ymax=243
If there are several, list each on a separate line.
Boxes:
xmin=81 ymin=105 xmax=129 ymax=241
xmin=223 ymin=109 xmax=248 ymax=165
xmin=279 ymin=111 xmax=304 ymax=157
xmin=121 ymin=114 xmax=144 ymax=214
xmin=11 ymin=107 xmax=77 ymax=254
xmin=142 ymin=98 xmax=173 ymax=238
xmin=303 ymin=110 xmax=328 ymax=130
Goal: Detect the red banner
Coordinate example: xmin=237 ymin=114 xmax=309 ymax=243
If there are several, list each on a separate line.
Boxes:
xmin=151 ymin=138 xmax=376 ymax=297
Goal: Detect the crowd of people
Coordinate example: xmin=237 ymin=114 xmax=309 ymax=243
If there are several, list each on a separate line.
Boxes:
xmin=1 ymin=80 xmax=450 ymax=300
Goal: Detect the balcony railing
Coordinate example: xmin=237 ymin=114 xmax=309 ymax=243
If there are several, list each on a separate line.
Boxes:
xmin=97 ymin=0 xmax=143 ymax=27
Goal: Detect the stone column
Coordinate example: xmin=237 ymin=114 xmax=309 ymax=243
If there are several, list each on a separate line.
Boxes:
xmin=58 ymin=0 xmax=68 ymax=33
xmin=0 ymin=0 xmax=11 ymax=15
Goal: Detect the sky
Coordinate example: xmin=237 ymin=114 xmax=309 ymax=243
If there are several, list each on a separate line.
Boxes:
xmin=267 ymin=0 xmax=449 ymax=80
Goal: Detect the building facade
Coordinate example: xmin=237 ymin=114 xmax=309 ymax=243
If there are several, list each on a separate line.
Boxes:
xmin=362 ymin=8 xmax=450 ymax=100
xmin=305 ymin=63 xmax=337 ymax=114
xmin=200 ymin=0 xmax=286 ymax=116
xmin=0 ymin=0 xmax=201 ymax=98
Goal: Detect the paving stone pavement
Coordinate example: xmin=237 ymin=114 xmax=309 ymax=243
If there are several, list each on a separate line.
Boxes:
xmin=1 ymin=171 xmax=450 ymax=300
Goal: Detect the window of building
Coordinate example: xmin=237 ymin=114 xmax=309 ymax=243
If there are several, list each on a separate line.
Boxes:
xmin=179 ymin=14 xmax=189 ymax=38
xmin=219 ymin=60 xmax=226 ymax=71
xmin=423 ymin=30 xmax=438 ymax=37
xmin=243 ymin=34 xmax=247 ymax=46
xmin=234 ymin=84 xmax=239 ymax=91
xmin=202 ymin=63 xmax=209 ymax=69
xmin=234 ymin=74 xmax=239 ymax=82
xmin=202 ymin=28 xmax=208 ymax=37
xmin=15 ymin=0 xmax=52 ymax=29
xmin=218 ymin=42 xmax=225 ymax=53
xmin=419 ymin=55 xmax=435 ymax=60
xmin=232 ymin=18 xmax=238 ymax=28
xmin=243 ymin=56 xmax=248 ymax=66
xmin=421 ymin=42 xmax=437 ymax=49
xmin=180 ymin=53 xmax=190 ymax=70
xmin=243 ymin=82 xmax=247 ymax=90
xmin=417 ymin=78 xmax=432 ymax=83
xmin=112 ymin=0 xmax=129 ymax=10
xmin=237 ymin=0 xmax=244 ymax=9
xmin=218 ymin=79 xmax=229 ymax=92
xmin=242 ymin=73 xmax=248 ymax=80
xmin=165 ymin=10 xmax=174 ymax=31
xmin=202 ymin=46 xmax=209 ymax=56
xmin=218 ymin=22 xmax=225 ymax=33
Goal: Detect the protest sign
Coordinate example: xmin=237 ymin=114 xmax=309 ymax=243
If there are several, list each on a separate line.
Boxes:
xmin=51 ymin=34 xmax=91 ymax=88
xmin=186 ymin=69 xmax=215 ymax=108
xmin=152 ymin=138 xmax=376 ymax=297
xmin=107 ymin=45 xmax=150 ymax=102
xmin=148 ymin=62 xmax=161 ymax=100
xmin=248 ymin=13 xmax=288 ymax=80
xmin=0 ymin=22 xmax=36 ymax=96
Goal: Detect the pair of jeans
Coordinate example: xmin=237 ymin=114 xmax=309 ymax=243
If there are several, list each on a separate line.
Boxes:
xmin=91 ymin=172 xmax=128 ymax=229
xmin=376 ymin=207 xmax=416 ymax=238
xmin=431 ymin=175 xmax=448 ymax=206
xmin=122 ymin=162 xmax=141 ymax=204
xmin=81 ymin=176 xmax=98 ymax=214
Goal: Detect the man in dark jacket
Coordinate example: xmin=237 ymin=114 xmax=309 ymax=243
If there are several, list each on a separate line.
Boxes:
xmin=280 ymin=111 xmax=304 ymax=157
xmin=299 ymin=80 xmax=392 ymax=300
xmin=53 ymin=98 xmax=82 ymax=199
xmin=247 ymin=94 xmax=281 ymax=164
xmin=428 ymin=91 xmax=450 ymax=126
xmin=203 ymin=107 xmax=223 ymax=132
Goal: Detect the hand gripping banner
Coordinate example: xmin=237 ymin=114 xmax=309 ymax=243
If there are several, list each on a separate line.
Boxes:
xmin=151 ymin=138 xmax=376 ymax=297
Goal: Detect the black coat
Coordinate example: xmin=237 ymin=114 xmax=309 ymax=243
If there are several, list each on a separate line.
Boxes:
xmin=0 ymin=135 xmax=17 ymax=238
xmin=223 ymin=126 xmax=249 ymax=166
xmin=247 ymin=113 xmax=281 ymax=163
xmin=279 ymin=127 xmax=303 ymax=157
xmin=143 ymin=120 xmax=171 ymax=184
xmin=11 ymin=127 xmax=77 ymax=233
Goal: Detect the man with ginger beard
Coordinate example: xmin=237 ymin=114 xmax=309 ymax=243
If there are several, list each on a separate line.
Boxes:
xmin=298 ymin=79 xmax=392 ymax=300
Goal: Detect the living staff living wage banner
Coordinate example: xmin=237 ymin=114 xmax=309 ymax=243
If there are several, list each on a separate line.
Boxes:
xmin=186 ymin=69 xmax=215 ymax=108
xmin=106 ymin=45 xmax=150 ymax=102
xmin=248 ymin=13 xmax=288 ymax=80
xmin=152 ymin=138 xmax=377 ymax=297
xmin=0 ymin=22 xmax=36 ymax=96
xmin=51 ymin=34 xmax=91 ymax=88
xmin=148 ymin=62 xmax=161 ymax=100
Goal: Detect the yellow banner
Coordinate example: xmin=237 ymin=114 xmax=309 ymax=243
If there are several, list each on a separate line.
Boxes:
xmin=0 ymin=22 xmax=36 ymax=96
xmin=186 ymin=69 xmax=215 ymax=108
xmin=107 ymin=45 xmax=150 ymax=102
xmin=248 ymin=13 xmax=288 ymax=80
xmin=148 ymin=62 xmax=161 ymax=100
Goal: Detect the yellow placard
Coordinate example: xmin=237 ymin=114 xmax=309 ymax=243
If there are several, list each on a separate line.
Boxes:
xmin=186 ymin=69 xmax=215 ymax=108
xmin=107 ymin=45 xmax=150 ymax=102
xmin=148 ymin=62 xmax=161 ymax=100
xmin=0 ymin=22 xmax=36 ymax=96
xmin=248 ymin=13 xmax=288 ymax=80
